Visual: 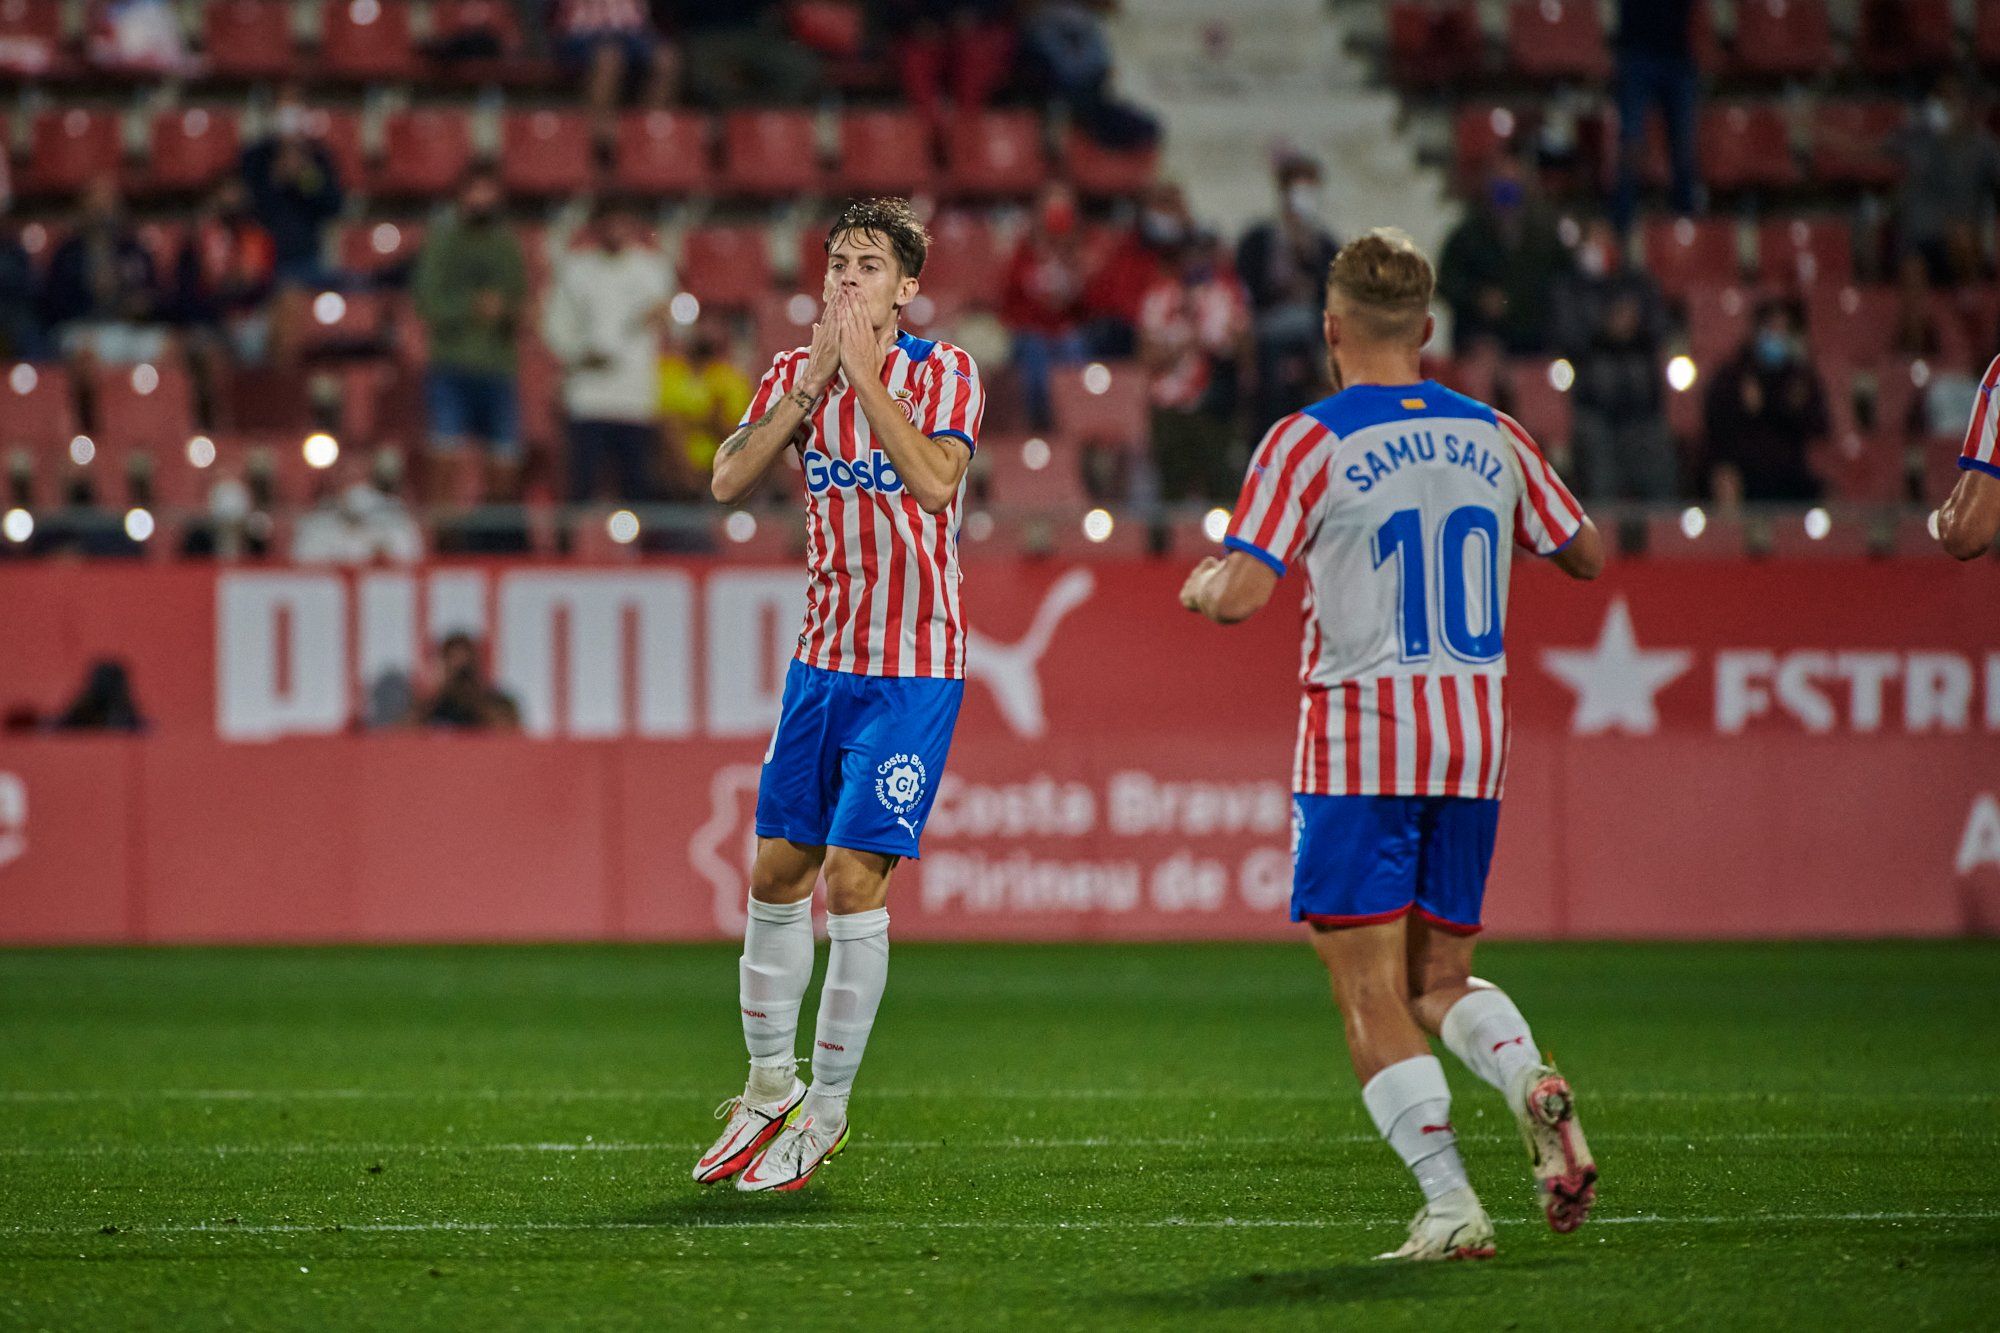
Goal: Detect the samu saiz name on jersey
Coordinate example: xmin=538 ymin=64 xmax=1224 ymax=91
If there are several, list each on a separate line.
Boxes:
xmin=1344 ymin=431 xmax=1506 ymax=494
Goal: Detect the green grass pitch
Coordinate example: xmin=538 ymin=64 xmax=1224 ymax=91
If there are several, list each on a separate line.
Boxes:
xmin=3 ymin=941 xmax=1997 ymax=1330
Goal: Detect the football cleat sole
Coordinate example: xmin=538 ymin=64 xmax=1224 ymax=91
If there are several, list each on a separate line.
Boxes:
xmin=1521 ymin=1071 xmax=1598 ymax=1233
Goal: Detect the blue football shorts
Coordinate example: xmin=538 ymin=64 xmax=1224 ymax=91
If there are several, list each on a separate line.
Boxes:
xmin=1290 ymin=794 xmax=1501 ymax=935
xmin=754 ymin=658 xmax=964 ymax=860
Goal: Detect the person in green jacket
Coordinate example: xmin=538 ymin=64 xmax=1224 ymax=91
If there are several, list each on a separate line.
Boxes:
xmin=413 ymin=169 xmax=528 ymax=501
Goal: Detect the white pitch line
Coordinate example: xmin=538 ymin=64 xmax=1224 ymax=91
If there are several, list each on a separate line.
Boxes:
xmin=4 ymin=1211 xmax=1998 ymax=1239
xmin=4 ymin=1087 xmax=1998 ymax=1104
xmin=5 ymin=1128 xmax=1990 ymax=1160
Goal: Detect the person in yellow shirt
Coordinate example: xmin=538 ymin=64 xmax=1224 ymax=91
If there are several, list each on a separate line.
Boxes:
xmin=660 ymin=323 xmax=752 ymax=492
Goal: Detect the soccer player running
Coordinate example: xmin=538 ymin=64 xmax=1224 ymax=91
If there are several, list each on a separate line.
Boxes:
xmin=693 ymin=199 xmax=983 ymax=1193
xmin=1179 ymin=230 xmax=1606 ymax=1261
xmin=1938 ymin=353 xmax=2000 ymax=559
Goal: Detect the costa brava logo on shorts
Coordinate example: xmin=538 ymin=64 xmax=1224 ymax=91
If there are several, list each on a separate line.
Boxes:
xmin=805 ymin=450 xmax=903 ymax=496
xmin=876 ymin=752 xmax=928 ymax=837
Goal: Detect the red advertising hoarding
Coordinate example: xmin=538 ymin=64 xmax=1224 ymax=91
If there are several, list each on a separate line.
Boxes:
xmin=1 ymin=556 xmax=1995 ymax=943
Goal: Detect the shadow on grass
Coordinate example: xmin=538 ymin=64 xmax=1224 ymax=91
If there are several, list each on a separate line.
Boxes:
xmin=612 ymin=1188 xmax=841 ymax=1230
xmin=1122 ymin=1254 xmax=1579 ymax=1312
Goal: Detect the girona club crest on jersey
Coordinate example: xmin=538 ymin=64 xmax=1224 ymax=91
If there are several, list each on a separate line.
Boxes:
xmin=893 ymin=388 xmax=918 ymax=423
xmin=876 ymin=752 xmax=928 ymax=835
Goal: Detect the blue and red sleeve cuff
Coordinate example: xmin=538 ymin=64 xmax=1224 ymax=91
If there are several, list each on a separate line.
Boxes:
xmin=1960 ymin=455 xmax=2000 ymax=480
xmin=929 ymin=428 xmax=976 ymax=455
xmin=1224 ymin=535 xmax=1286 ymax=577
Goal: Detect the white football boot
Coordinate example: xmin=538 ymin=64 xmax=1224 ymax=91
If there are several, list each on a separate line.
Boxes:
xmin=734 ymin=1110 xmax=849 ymax=1193
xmin=1375 ymin=1186 xmax=1497 ymax=1262
xmin=1509 ymin=1062 xmax=1598 ymax=1233
xmin=691 ymin=1077 xmax=807 ymax=1185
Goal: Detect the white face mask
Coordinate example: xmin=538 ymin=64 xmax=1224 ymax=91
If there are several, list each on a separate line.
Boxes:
xmin=1285 ymin=182 xmax=1321 ymax=220
xmin=275 ymin=104 xmax=309 ymax=138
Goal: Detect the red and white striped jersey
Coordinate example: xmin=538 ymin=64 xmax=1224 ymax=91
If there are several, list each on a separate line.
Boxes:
xmin=1961 ymin=354 xmax=2000 ymax=479
xmin=741 ymin=331 xmax=985 ymax=679
xmin=1225 ymin=381 xmax=1585 ymax=800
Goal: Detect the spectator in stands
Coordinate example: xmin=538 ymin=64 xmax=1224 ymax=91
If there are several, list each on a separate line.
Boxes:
xmin=0 ymin=202 xmax=42 ymax=361
xmin=1890 ymin=77 xmax=2000 ymax=287
xmin=291 ymin=455 xmax=425 ymax=565
xmin=1703 ymin=299 xmax=1829 ymax=506
xmin=240 ymin=84 xmax=344 ymax=366
xmin=1554 ymin=221 xmax=1676 ymax=502
xmin=53 ymin=660 xmax=145 ymax=732
xmin=1438 ymin=155 xmax=1571 ymax=356
xmin=882 ymin=0 xmax=1018 ymax=138
xmin=669 ymin=0 xmax=822 ymax=108
xmin=1021 ymin=0 xmax=1158 ymax=149
xmin=659 ymin=320 xmax=751 ymax=491
xmin=87 ymin=0 xmax=192 ymax=74
xmin=412 ymin=170 xmax=528 ymax=502
xmin=40 ymin=176 xmax=167 ymax=369
xmin=553 ymin=0 xmax=677 ymax=147
xmin=541 ymin=202 xmax=676 ymax=502
xmin=1002 ymin=181 xmax=1092 ymax=431
xmin=1078 ymin=182 xmax=1184 ymax=359
xmin=417 ymin=632 xmax=520 ymax=730
xmin=171 ymin=179 xmax=277 ymax=427
xmin=1138 ymin=231 xmax=1251 ymax=503
xmin=1236 ymin=151 xmax=1340 ymax=431
xmin=1610 ymin=0 xmax=1699 ymax=233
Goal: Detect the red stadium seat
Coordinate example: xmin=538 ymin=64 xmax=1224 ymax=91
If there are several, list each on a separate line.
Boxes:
xmin=1681 ymin=286 xmax=1760 ymax=373
xmin=1757 ymin=217 xmax=1853 ymax=291
xmin=376 ymin=108 xmax=474 ymax=198
xmin=1063 ymin=127 xmax=1158 ymax=197
xmin=0 ymin=0 xmax=65 ymax=77
xmin=1728 ymin=0 xmax=1832 ymax=77
xmin=1050 ymin=361 xmax=1146 ymax=450
xmin=427 ymin=0 xmax=522 ymax=57
xmin=722 ymin=110 xmax=823 ymax=198
xmin=914 ymin=211 xmax=1003 ymax=308
xmin=612 ymin=110 xmax=712 ymax=197
xmin=1641 ymin=217 xmax=1741 ymax=300
xmin=1453 ymin=105 xmax=1524 ymax=193
xmin=1504 ymin=0 xmax=1609 ymax=81
xmin=299 ymin=288 xmax=394 ymax=356
xmin=944 ymin=110 xmax=1047 ymax=197
xmin=144 ymin=107 xmax=240 ymax=195
xmin=1387 ymin=1 xmax=1485 ymax=87
xmin=91 ymin=361 xmax=196 ymax=450
xmin=500 ymin=110 xmax=593 ymax=198
xmin=1856 ymin=0 xmax=1956 ymax=78
xmin=1504 ymin=358 xmax=1573 ymax=452
xmin=1807 ymin=285 xmax=1901 ymax=369
xmin=786 ymin=0 xmax=864 ymax=58
xmin=1808 ymin=101 xmax=1905 ymax=188
xmin=21 ymin=108 xmax=122 ymax=196
xmin=1813 ymin=433 xmax=1905 ymax=505
xmin=981 ymin=433 xmax=1089 ymax=509
xmin=319 ymin=0 xmax=418 ymax=81
xmin=336 ymin=217 xmax=425 ymax=278
xmin=1698 ymin=103 xmax=1797 ymax=191
xmin=0 ymin=363 xmax=78 ymax=449
xmin=678 ymin=225 xmax=772 ymax=310
xmin=835 ymin=109 xmax=935 ymax=196
xmin=201 ymin=0 xmax=295 ymax=78
xmin=132 ymin=220 xmax=184 ymax=279
xmin=750 ymin=291 xmax=820 ymax=365
xmin=1980 ymin=0 xmax=2000 ymax=69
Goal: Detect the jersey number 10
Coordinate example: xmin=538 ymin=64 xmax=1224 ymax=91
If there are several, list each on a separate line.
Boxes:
xmin=1372 ymin=506 xmax=1504 ymax=664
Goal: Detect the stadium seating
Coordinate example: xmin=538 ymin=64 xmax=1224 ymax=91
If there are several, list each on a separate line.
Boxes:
xmin=944 ymin=110 xmax=1046 ymax=196
xmin=1757 ymin=218 xmax=1853 ymax=291
xmin=721 ymin=110 xmax=824 ymax=198
xmin=91 ymin=362 xmax=197 ymax=450
xmin=1682 ymin=285 xmax=1760 ymax=373
xmin=1642 ymin=217 xmax=1742 ymax=301
xmin=1698 ymin=103 xmax=1798 ymax=192
xmin=1505 ymin=358 xmax=1573 ymax=451
xmin=1728 ymin=0 xmax=1833 ymax=78
xmin=915 ymin=211 xmax=1005 ymax=309
xmin=1063 ymin=128 xmax=1158 ymax=198
xmin=612 ymin=110 xmax=713 ymax=197
xmin=200 ymin=0 xmax=296 ymax=79
xmin=836 ymin=109 xmax=936 ymax=196
xmin=1452 ymin=105 xmax=1521 ymax=192
xmin=1806 ymin=285 xmax=1902 ymax=369
xmin=1050 ymin=362 xmax=1147 ymax=450
xmin=1808 ymin=101 xmax=1905 ymax=189
xmin=21 ymin=108 xmax=122 ymax=196
xmin=0 ymin=364 xmax=79 ymax=451
xmin=1503 ymin=0 xmax=1609 ymax=82
xmin=1980 ymin=0 xmax=2000 ymax=70
xmin=144 ymin=107 xmax=242 ymax=196
xmin=300 ymin=107 xmax=370 ymax=198
xmin=336 ymin=217 xmax=425 ymax=278
xmin=980 ymin=434 xmax=1090 ymax=510
xmin=318 ymin=0 xmax=419 ymax=82
xmin=376 ymin=107 xmax=475 ymax=198
xmin=500 ymin=110 xmax=594 ymax=198
xmin=1386 ymin=1 xmax=1484 ymax=88
xmin=678 ymin=225 xmax=773 ymax=310
xmin=1855 ymin=0 xmax=1957 ymax=79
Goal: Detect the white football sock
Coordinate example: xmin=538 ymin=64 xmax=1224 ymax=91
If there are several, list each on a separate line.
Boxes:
xmin=739 ymin=895 xmax=813 ymax=1104
xmin=1362 ymin=1054 xmax=1471 ymax=1204
xmin=803 ymin=907 xmax=890 ymax=1128
xmin=1439 ymin=985 xmax=1540 ymax=1106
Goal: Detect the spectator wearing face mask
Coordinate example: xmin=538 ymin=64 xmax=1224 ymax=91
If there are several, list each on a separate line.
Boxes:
xmin=239 ymin=83 xmax=344 ymax=366
xmin=1235 ymin=151 xmax=1341 ymax=431
xmin=1078 ymin=182 xmax=1185 ymax=359
xmin=1438 ymin=155 xmax=1573 ymax=356
xmin=1001 ymin=181 xmax=1092 ymax=431
xmin=1138 ymin=232 xmax=1251 ymax=503
xmin=1703 ymin=300 xmax=1829 ymax=506
xmin=1552 ymin=221 xmax=1676 ymax=502
xmin=1889 ymin=77 xmax=2000 ymax=288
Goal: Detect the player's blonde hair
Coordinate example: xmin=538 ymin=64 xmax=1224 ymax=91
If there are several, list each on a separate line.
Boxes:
xmin=1326 ymin=228 xmax=1434 ymax=345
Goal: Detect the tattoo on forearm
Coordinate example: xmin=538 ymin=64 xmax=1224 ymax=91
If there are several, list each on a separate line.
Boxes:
xmin=717 ymin=399 xmax=785 ymax=460
xmin=788 ymin=388 xmax=816 ymax=413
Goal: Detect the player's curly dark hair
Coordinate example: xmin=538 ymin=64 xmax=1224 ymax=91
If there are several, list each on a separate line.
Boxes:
xmin=824 ymin=198 xmax=931 ymax=279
